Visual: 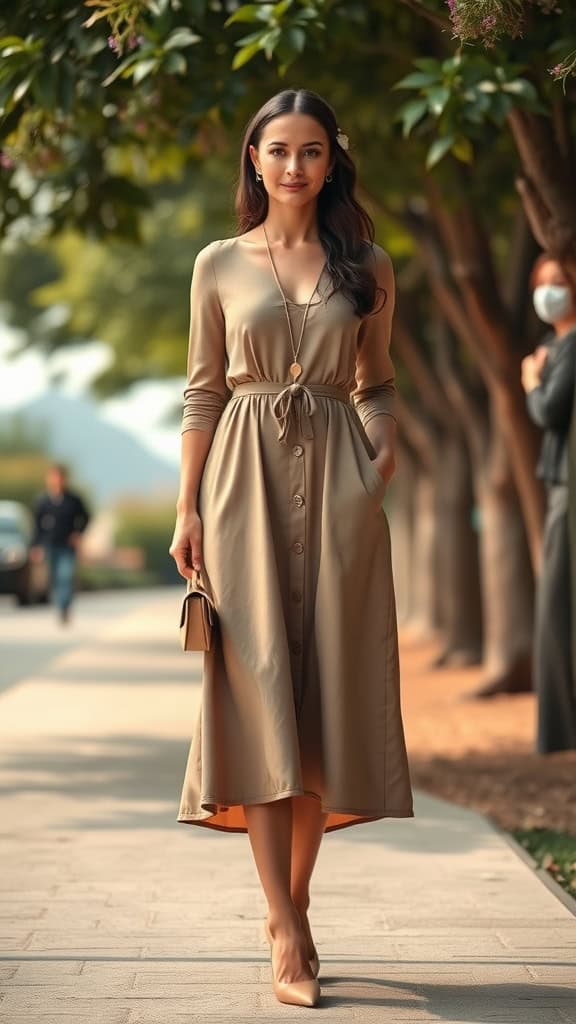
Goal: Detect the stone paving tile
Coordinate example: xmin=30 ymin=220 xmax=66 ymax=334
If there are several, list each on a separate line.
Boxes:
xmin=0 ymin=934 xmax=33 ymax=951
xmin=0 ymin=962 xmax=84 ymax=984
xmin=0 ymin=1013 xmax=130 ymax=1024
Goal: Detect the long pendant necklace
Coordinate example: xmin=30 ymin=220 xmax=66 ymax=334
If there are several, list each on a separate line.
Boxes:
xmin=262 ymin=222 xmax=325 ymax=382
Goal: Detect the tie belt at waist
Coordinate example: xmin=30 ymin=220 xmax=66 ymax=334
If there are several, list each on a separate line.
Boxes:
xmin=231 ymin=381 xmax=351 ymax=444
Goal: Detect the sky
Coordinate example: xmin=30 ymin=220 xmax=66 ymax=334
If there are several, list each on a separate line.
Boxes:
xmin=0 ymin=324 xmax=182 ymax=465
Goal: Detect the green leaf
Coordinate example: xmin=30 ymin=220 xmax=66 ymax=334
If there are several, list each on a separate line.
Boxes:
xmin=413 ymin=57 xmax=441 ymax=74
xmin=164 ymin=51 xmax=187 ymax=74
xmin=477 ymin=79 xmax=498 ymax=94
xmin=260 ymin=27 xmax=281 ymax=58
xmin=232 ymin=39 xmax=263 ymax=69
xmin=273 ymin=0 xmax=292 ymax=15
xmin=1 ymin=45 xmax=28 ymax=57
xmin=488 ymin=91 xmax=513 ymax=123
xmin=0 ymin=37 xmax=28 ymax=50
xmin=235 ymin=29 xmax=266 ymax=46
xmin=50 ymin=42 xmax=67 ymax=64
xmin=102 ymin=54 xmax=140 ymax=87
xmin=13 ymin=76 xmax=33 ymax=103
xmin=425 ymin=134 xmax=455 ymax=169
xmin=32 ymin=66 xmax=57 ymax=107
xmin=286 ymin=26 xmax=305 ymax=53
xmin=427 ymin=85 xmax=450 ymax=116
xmin=164 ymin=28 xmax=201 ymax=50
xmin=225 ymin=4 xmax=272 ymax=26
xmin=392 ymin=70 xmax=440 ymax=91
xmin=501 ymin=78 xmax=538 ymax=101
xmin=396 ymin=97 xmax=428 ymax=137
xmin=132 ymin=58 xmax=159 ymax=84
xmin=452 ymin=137 xmax=473 ymax=163
xmin=442 ymin=55 xmax=462 ymax=74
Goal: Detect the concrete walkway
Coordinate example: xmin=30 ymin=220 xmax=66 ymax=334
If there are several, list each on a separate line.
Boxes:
xmin=0 ymin=588 xmax=575 ymax=1023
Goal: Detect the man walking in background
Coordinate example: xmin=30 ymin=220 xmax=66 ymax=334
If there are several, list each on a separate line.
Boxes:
xmin=29 ymin=463 xmax=91 ymax=624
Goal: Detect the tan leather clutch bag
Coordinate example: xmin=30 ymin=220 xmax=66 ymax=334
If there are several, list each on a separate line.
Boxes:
xmin=179 ymin=569 xmax=216 ymax=651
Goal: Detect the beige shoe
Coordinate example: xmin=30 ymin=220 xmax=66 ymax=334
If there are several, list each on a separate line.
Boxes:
xmin=264 ymin=919 xmax=321 ymax=1007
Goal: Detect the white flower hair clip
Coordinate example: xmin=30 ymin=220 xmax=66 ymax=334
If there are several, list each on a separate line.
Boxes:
xmin=336 ymin=129 xmax=349 ymax=151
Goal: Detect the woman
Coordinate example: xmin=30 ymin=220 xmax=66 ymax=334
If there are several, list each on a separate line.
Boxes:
xmin=169 ymin=89 xmax=414 ymax=1008
xmin=521 ymin=253 xmax=576 ymax=753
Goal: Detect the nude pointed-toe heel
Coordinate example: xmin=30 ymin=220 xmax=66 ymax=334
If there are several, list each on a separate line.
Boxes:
xmin=264 ymin=919 xmax=321 ymax=1007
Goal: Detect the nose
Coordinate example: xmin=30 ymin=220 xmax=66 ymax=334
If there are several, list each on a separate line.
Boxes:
xmin=286 ymin=154 xmax=303 ymax=176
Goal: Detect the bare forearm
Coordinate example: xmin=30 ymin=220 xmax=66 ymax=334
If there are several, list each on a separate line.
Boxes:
xmin=176 ymin=428 xmax=214 ymax=513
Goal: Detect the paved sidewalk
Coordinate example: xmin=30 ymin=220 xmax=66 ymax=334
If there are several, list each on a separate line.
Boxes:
xmin=0 ymin=588 xmax=575 ymax=1023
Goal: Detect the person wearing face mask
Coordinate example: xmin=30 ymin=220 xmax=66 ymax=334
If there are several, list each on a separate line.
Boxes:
xmin=521 ymin=253 xmax=576 ymax=753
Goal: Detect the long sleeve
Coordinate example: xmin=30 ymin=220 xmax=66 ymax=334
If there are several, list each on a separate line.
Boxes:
xmin=181 ymin=242 xmax=229 ymax=435
xmin=350 ymin=242 xmax=397 ymax=429
xmin=525 ymin=334 xmax=576 ymax=431
xmin=72 ymin=494 xmax=90 ymax=533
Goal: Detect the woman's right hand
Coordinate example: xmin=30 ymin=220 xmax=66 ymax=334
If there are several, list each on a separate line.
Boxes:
xmin=169 ymin=510 xmax=204 ymax=579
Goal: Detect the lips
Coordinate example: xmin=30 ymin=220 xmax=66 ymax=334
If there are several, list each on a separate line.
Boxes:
xmin=282 ymin=183 xmax=306 ymax=190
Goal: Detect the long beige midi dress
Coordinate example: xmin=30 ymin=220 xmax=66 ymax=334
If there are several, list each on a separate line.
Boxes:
xmin=177 ymin=235 xmax=414 ymax=833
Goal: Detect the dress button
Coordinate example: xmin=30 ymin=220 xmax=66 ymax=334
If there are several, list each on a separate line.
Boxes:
xmin=291 ymin=589 xmax=303 ymax=602
xmin=292 ymin=444 xmax=303 ymax=457
xmin=293 ymin=494 xmax=305 ymax=508
xmin=292 ymin=541 xmax=304 ymax=554
xmin=291 ymin=640 xmax=302 ymax=654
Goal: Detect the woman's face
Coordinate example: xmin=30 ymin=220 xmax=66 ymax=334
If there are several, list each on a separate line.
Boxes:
xmin=249 ymin=113 xmax=333 ymax=207
xmin=532 ymin=259 xmax=576 ymax=326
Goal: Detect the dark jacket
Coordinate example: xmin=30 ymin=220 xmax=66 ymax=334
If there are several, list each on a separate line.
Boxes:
xmin=31 ymin=489 xmax=90 ymax=547
xmin=526 ymin=326 xmax=576 ymax=485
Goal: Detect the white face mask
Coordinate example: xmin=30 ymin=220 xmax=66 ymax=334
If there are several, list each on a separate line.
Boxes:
xmin=532 ymin=284 xmax=573 ymax=324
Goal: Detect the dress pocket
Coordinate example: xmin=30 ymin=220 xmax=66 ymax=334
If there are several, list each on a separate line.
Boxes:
xmin=363 ymin=453 xmax=388 ymax=505
xmin=352 ymin=431 xmax=388 ymax=507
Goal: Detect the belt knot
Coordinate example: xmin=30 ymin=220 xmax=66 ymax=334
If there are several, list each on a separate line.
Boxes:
xmin=272 ymin=382 xmax=318 ymax=445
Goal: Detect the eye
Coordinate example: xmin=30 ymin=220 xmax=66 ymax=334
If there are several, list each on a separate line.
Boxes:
xmin=270 ymin=148 xmax=285 ymax=157
xmin=304 ymin=148 xmax=322 ymax=158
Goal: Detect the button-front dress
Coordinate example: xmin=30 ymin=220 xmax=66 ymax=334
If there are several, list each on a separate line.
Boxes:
xmin=177 ymin=235 xmax=414 ymax=833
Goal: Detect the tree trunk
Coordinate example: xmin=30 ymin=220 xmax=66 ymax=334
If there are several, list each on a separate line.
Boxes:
xmin=474 ymin=426 xmax=534 ymax=693
xmin=433 ymin=429 xmax=483 ymax=666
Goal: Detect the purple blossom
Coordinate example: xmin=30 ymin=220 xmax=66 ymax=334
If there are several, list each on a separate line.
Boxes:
xmin=108 ymin=34 xmax=121 ymax=55
xmin=127 ymin=33 xmax=144 ymax=51
xmin=0 ymin=151 xmax=14 ymax=169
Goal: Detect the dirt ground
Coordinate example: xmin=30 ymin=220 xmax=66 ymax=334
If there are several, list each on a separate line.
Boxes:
xmin=399 ymin=627 xmax=576 ymax=836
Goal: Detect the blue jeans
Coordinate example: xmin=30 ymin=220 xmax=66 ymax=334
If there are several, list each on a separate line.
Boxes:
xmin=44 ymin=544 xmax=77 ymax=611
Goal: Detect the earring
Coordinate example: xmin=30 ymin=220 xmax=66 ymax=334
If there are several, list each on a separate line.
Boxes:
xmin=325 ymin=173 xmax=333 ymax=182
xmin=255 ymin=170 xmax=262 ymax=181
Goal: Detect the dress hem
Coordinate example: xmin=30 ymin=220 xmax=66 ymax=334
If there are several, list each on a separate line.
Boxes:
xmin=177 ymin=787 xmax=414 ymax=834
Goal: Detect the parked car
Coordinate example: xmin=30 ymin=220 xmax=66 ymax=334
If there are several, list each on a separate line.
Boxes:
xmin=0 ymin=500 xmax=50 ymax=606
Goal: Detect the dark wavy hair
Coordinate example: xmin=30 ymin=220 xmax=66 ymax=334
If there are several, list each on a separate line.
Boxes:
xmin=234 ymin=88 xmax=386 ymax=317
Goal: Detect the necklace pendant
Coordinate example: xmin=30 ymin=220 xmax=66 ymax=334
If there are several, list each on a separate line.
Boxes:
xmin=289 ymin=361 xmax=302 ymax=381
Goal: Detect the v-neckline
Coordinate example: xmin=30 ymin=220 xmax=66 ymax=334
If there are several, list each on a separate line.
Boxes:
xmin=280 ymin=262 xmax=327 ymax=307
xmin=235 ymin=233 xmax=327 ymax=307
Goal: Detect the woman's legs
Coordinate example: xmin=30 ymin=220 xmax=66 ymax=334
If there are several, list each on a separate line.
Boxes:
xmin=290 ymin=795 xmax=329 ymax=958
xmin=244 ymin=798 xmax=313 ymax=983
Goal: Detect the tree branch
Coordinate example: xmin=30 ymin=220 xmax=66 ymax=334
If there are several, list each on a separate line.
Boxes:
xmin=398 ymin=0 xmax=452 ymax=32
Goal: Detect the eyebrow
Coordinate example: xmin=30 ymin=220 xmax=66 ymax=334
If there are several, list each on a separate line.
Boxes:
xmin=266 ymin=140 xmax=324 ymax=147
